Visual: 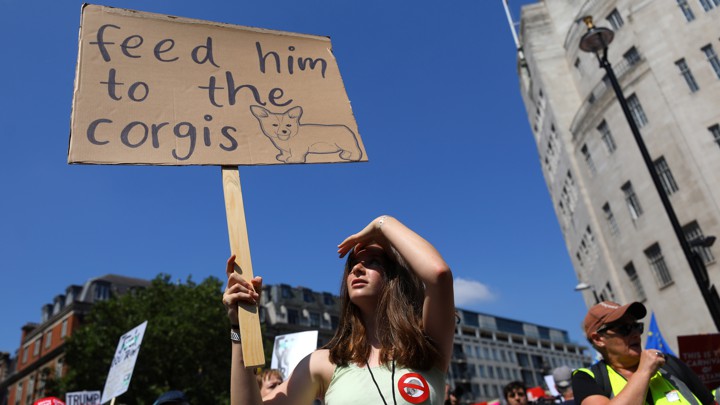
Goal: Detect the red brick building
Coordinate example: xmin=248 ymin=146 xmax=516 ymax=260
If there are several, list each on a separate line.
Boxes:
xmin=0 ymin=275 xmax=149 ymax=405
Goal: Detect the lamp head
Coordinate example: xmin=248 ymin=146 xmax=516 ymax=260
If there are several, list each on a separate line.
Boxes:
xmin=579 ymin=16 xmax=615 ymax=54
xmin=575 ymin=282 xmax=592 ymax=291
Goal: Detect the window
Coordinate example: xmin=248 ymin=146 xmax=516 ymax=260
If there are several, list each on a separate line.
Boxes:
xmin=710 ymin=124 xmax=720 ymax=147
xmin=287 ymin=308 xmax=299 ymax=324
xmin=15 ymin=382 xmax=22 ymax=405
xmin=61 ymin=320 xmax=68 ymax=339
xmin=581 ymin=144 xmax=596 ymax=174
xmin=675 ymin=59 xmax=700 ymax=92
xmin=309 ymin=312 xmax=320 ymax=327
xmin=698 ymin=0 xmax=716 ymax=11
xmin=280 ymin=285 xmax=292 ymax=299
xmin=34 ymin=339 xmax=41 ymax=356
xmin=622 ymin=181 xmax=643 ymax=220
xmin=623 ymin=47 xmax=641 ymax=66
xmin=579 ymin=227 xmax=597 ymax=267
xmin=677 ymin=0 xmax=696 ymax=21
xmin=598 ymin=121 xmax=617 ymax=153
xmin=607 ymin=9 xmax=624 ymax=30
xmin=94 ymin=282 xmax=110 ymax=301
xmin=626 ymin=94 xmax=649 ymax=127
xmin=544 ymin=127 xmax=561 ymax=178
xmin=624 ymin=263 xmax=647 ymax=301
xmin=597 ymin=287 xmax=610 ymax=302
xmin=602 ymin=203 xmax=620 ymax=235
xmin=22 ymin=347 xmax=28 ymax=364
xmin=302 ymin=289 xmax=315 ymax=303
xmin=26 ymin=376 xmax=35 ymax=405
xmin=56 ymin=357 xmax=64 ymax=378
xmin=322 ymin=292 xmax=334 ymax=306
xmin=45 ymin=331 xmax=52 ymax=349
xmin=645 ymin=243 xmax=673 ymax=287
xmin=701 ymin=45 xmax=720 ymax=79
xmin=654 ymin=156 xmax=679 ymax=195
xmin=684 ymin=221 xmax=715 ymax=264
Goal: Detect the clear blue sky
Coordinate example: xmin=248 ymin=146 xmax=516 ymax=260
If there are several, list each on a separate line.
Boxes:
xmin=0 ymin=0 xmax=589 ymax=354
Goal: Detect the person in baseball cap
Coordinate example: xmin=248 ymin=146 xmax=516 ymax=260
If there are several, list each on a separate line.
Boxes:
xmin=572 ymin=301 xmax=714 ymax=405
xmin=582 ymin=301 xmax=646 ymax=339
xmin=552 ymin=366 xmax=574 ymax=405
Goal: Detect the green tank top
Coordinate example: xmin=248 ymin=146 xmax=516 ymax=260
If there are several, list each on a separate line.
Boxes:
xmin=325 ymin=363 xmax=446 ymax=405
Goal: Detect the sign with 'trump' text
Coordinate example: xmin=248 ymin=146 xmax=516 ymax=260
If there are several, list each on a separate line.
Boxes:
xmin=69 ymin=4 xmax=366 ymax=166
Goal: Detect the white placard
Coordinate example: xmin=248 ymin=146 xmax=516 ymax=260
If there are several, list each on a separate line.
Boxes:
xmin=100 ymin=321 xmax=148 ymax=404
xmin=270 ymin=330 xmax=318 ymax=379
xmin=65 ymin=391 xmax=101 ymax=405
xmin=544 ymin=375 xmax=559 ymax=397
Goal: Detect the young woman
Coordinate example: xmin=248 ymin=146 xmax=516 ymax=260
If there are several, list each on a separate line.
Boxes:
xmin=222 ymin=215 xmax=455 ymax=405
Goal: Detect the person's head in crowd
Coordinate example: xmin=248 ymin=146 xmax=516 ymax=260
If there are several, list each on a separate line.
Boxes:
xmin=584 ymin=301 xmax=646 ymax=365
xmin=326 ymin=242 xmax=437 ymax=370
xmin=256 ymin=368 xmax=283 ymax=398
xmin=153 ymin=390 xmax=189 ymax=405
xmin=447 ymin=385 xmax=463 ymax=405
xmin=504 ymin=381 xmax=528 ymax=405
xmin=552 ymin=365 xmax=574 ymax=399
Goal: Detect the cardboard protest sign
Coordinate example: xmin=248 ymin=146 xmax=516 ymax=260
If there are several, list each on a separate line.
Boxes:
xmin=678 ymin=333 xmax=720 ymax=390
xmin=65 ymin=391 xmax=101 ymax=405
xmin=69 ymin=4 xmax=367 ymax=166
xmin=100 ymin=321 xmax=147 ymax=404
xmin=271 ymin=330 xmax=318 ymax=379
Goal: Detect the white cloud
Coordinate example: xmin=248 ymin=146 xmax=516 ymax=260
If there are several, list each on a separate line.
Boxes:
xmin=453 ymin=277 xmax=496 ymax=306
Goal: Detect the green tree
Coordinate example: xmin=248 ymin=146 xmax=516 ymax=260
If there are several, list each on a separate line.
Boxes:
xmin=54 ymin=275 xmax=236 ymax=405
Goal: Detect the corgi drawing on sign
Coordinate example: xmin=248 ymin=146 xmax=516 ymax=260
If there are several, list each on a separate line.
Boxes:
xmin=250 ymin=105 xmax=363 ymax=163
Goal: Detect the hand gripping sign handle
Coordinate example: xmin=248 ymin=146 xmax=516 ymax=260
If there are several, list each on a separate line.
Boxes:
xmin=222 ymin=166 xmax=265 ymax=368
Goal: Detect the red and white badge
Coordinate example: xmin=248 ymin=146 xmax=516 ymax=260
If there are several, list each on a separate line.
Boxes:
xmin=397 ymin=372 xmax=430 ymax=404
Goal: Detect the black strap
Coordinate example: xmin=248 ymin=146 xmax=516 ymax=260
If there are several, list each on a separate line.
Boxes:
xmin=662 ymin=355 xmax=714 ymax=405
xmin=590 ymin=361 xmax=613 ymax=399
xmin=659 ymin=368 xmax=698 ymax=405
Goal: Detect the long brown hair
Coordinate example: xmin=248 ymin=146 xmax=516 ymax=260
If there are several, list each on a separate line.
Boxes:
xmin=324 ymin=247 xmax=440 ymax=370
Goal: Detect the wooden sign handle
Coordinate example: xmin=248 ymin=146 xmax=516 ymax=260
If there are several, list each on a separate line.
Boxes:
xmin=222 ymin=166 xmax=265 ymax=368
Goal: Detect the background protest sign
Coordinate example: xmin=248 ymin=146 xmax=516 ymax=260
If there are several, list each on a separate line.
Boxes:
xmin=100 ymin=321 xmax=147 ymax=404
xmin=69 ymin=4 xmax=366 ymax=166
xmin=271 ymin=330 xmax=318 ymax=379
xmin=33 ymin=398 xmax=65 ymax=405
xmin=65 ymin=391 xmax=101 ymax=405
xmin=678 ymin=333 xmax=720 ymax=390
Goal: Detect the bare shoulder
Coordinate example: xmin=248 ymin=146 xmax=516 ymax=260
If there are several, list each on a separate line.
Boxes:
xmin=308 ymin=349 xmax=335 ymax=383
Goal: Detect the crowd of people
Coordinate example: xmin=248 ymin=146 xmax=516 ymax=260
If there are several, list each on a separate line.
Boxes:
xmin=151 ymin=216 xmax=716 ymax=405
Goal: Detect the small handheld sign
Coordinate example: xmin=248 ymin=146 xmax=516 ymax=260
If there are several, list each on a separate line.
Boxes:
xmin=70 ymin=4 xmax=366 ymax=367
xmin=100 ymin=321 xmax=147 ymax=404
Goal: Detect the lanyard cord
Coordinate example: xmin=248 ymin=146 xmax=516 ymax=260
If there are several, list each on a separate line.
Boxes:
xmin=366 ymin=360 xmax=397 ymax=405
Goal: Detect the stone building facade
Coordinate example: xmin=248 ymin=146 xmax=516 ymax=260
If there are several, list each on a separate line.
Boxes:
xmin=517 ymin=0 xmax=720 ymax=349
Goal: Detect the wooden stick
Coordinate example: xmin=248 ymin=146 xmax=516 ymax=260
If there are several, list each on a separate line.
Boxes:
xmin=222 ymin=166 xmax=265 ymax=368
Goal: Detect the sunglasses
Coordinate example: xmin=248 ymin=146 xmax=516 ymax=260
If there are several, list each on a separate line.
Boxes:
xmin=597 ymin=322 xmax=644 ymax=336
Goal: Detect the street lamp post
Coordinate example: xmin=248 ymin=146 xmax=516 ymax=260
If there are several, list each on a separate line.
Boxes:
xmin=578 ymin=17 xmax=720 ymax=331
